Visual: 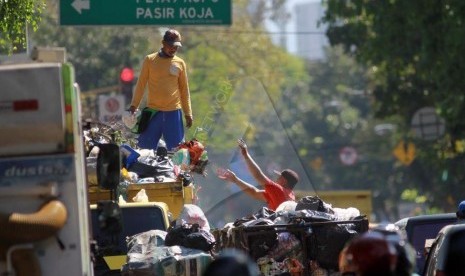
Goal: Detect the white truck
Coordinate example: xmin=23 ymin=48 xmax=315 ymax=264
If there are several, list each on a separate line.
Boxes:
xmin=0 ymin=59 xmax=94 ymax=276
xmin=0 ymin=54 xmax=174 ymax=276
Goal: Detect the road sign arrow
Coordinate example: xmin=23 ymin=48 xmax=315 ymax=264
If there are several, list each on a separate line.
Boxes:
xmin=71 ymin=0 xmax=90 ymax=14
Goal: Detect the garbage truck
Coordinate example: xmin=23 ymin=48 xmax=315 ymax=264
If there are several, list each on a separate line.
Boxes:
xmin=0 ymin=51 xmax=198 ymax=276
xmin=0 ymin=58 xmax=94 ymax=275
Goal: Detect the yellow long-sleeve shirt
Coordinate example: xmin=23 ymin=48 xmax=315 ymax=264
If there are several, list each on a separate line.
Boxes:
xmin=131 ymin=52 xmax=192 ymax=117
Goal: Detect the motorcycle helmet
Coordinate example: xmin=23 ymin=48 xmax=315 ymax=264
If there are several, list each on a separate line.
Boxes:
xmin=339 ymin=231 xmax=397 ymax=276
xmin=371 ymin=224 xmax=416 ymax=276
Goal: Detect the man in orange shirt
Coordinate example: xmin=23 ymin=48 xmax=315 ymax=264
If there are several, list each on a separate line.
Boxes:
xmin=129 ymin=29 xmax=193 ymax=151
xmin=217 ymin=139 xmax=299 ymax=211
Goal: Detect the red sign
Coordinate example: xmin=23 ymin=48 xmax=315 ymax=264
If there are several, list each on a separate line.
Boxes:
xmin=105 ymin=97 xmax=120 ymax=113
xmin=98 ymin=95 xmax=125 ymax=123
xmin=0 ymin=99 xmax=39 ymax=112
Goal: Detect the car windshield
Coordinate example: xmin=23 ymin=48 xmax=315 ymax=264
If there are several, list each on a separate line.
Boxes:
xmin=14 ymin=0 xmax=465 ymax=230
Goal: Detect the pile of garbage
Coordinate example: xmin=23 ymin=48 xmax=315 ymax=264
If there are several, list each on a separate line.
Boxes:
xmin=83 ymin=119 xmax=208 ymax=200
xmin=212 ymin=196 xmax=369 ymax=276
xmin=121 ymin=204 xmax=216 ymax=275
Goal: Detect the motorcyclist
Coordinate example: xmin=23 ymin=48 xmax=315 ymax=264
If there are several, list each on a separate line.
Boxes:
xmin=339 ymin=224 xmax=419 ymax=276
xmin=456 ymin=200 xmax=465 ymax=221
xmin=338 ymin=231 xmax=398 ymax=276
xmin=370 ymin=224 xmax=418 ymax=276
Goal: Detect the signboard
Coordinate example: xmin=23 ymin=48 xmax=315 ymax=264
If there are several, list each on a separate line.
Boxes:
xmin=339 ymin=146 xmax=358 ymax=166
xmin=411 ymin=106 xmax=445 ymax=141
xmin=60 ymin=0 xmax=232 ymax=26
xmin=393 ymin=140 xmax=416 ymax=166
xmin=98 ymin=95 xmax=125 ymax=124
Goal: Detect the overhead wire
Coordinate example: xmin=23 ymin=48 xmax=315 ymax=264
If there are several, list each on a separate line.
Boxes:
xmin=180 ymin=27 xmax=326 ymax=36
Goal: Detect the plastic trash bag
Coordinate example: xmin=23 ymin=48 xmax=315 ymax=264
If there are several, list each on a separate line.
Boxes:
xmin=132 ymin=188 xmax=149 ymax=203
xmin=172 ymin=148 xmax=190 ymax=168
xmin=122 ymin=110 xmax=138 ymax=129
xmin=176 ymin=204 xmax=211 ymax=231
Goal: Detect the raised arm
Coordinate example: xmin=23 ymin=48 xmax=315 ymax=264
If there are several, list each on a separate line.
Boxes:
xmin=237 ymin=139 xmax=269 ymax=188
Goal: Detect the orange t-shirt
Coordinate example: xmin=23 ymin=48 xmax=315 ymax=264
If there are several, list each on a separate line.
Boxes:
xmin=263 ymin=178 xmax=295 ymax=210
xmin=131 ymin=52 xmax=192 ymax=117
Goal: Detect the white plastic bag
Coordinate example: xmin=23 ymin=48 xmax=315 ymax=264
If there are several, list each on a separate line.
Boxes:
xmin=118 ymin=195 xmax=127 ymax=204
xmin=122 ymin=111 xmax=138 ymax=129
xmin=132 ymin=188 xmax=149 ymax=203
xmin=176 ymin=204 xmax=210 ymax=231
xmin=333 ymin=207 xmax=360 ymax=221
xmin=276 ymin=200 xmax=297 ymax=212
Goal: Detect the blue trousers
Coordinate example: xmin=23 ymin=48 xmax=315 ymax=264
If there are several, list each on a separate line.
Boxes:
xmin=137 ymin=109 xmax=184 ymax=151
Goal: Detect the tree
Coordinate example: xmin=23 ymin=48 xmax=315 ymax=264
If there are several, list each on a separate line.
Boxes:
xmin=177 ymin=0 xmax=310 ymax=151
xmin=0 ymin=0 xmax=45 ymax=54
xmin=322 ymin=0 xmax=465 ymax=212
xmin=322 ymin=1 xmax=465 ymax=143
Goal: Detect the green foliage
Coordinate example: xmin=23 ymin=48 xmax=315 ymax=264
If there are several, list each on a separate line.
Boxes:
xmin=31 ymin=6 xmax=150 ymax=92
xmin=0 ymin=0 xmax=45 ymax=54
xmin=175 ymin=2 xmax=310 ymax=150
xmin=322 ymin=0 xmax=465 ymax=213
xmin=322 ymin=0 xmax=465 ymax=143
xmin=401 ymin=189 xmax=427 ymax=204
xmin=283 ymin=47 xmax=375 ymax=189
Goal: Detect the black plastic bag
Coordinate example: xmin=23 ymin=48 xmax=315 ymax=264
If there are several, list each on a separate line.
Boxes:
xmin=308 ymin=223 xmax=359 ymax=270
xmin=164 ymin=224 xmax=195 ymax=247
xmin=128 ymin=161 xmax=158 ymax=178
xmin=248 ymin=230 xmax=278 ymax=260
xmin=165 ymin=223 xmax=216 ymax=252
xmin=295 ymin=195 xmax=334 ymax=214
xmin=128 ymin=157 xmax=176 ymax=179
xmin=233 ymin=207 xmax=277 ymax=227
xmin=184 ymin=230 xmax=216 ymax=252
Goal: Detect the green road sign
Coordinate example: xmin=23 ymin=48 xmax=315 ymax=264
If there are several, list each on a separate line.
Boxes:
xmin=60 ymin=0 xmax=231 ymax=26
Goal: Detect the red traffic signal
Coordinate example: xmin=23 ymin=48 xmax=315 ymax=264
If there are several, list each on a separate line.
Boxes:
xmin=120 ymin=67 xmax=134 ymax=83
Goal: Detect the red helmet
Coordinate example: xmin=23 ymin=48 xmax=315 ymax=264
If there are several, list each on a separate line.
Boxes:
xmin=339 ymin=231 xmax=397 ymax=276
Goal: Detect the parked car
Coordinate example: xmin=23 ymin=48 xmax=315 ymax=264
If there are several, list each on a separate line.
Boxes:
xmin=395 ymin=213 xmax=457 ymax=275
xmin=422 ymin=223 xmax=465 ymax=276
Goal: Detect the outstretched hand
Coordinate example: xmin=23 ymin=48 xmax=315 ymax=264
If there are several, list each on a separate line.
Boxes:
xmin=216 ymin=167 xmax=236 ymax=182
xmin=237 ymin=138 xmax=248 ymax=154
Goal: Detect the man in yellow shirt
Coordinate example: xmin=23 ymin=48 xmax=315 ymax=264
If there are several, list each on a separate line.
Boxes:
xmin=129 ymin=29 xmax=193 ymax=151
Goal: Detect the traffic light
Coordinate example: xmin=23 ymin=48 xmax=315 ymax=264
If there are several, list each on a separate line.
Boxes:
xmin=120 ymin=67 xmax=134 ymax=104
